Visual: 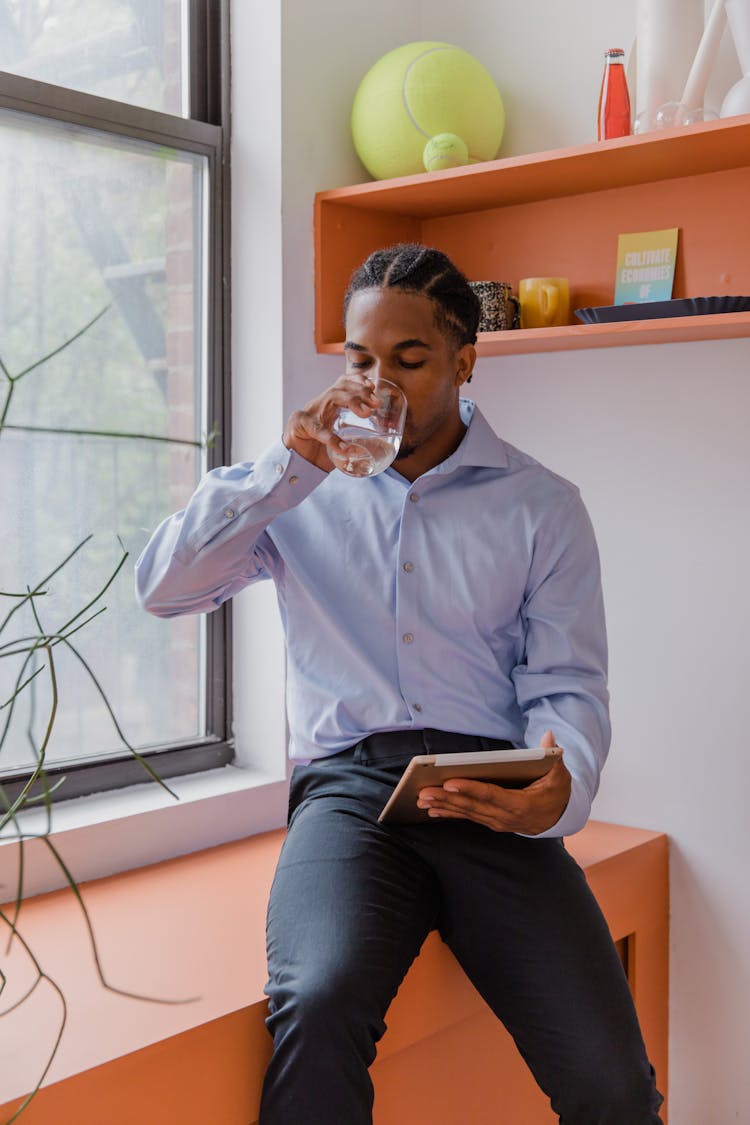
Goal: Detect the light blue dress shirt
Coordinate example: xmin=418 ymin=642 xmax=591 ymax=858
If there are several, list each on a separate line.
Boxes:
xmin=135 ymin=399 xmax=610 ymax=838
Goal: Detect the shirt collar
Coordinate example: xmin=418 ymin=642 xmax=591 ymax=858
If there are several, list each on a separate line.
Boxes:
xmin=430 ymin=398 xmax=509 ymax=475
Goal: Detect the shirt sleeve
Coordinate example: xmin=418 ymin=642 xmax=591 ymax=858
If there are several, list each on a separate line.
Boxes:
xmin=134 ymin=440 xmax=327 ymax=617
xmin=511 ymin=487 xmax=611 ymax=838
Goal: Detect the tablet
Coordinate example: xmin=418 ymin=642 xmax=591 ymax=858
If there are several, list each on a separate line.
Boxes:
xmin=377 ymin=746 xmax=563 ymax=824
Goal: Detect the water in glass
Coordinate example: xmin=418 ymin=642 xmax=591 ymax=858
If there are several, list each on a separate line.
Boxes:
xmin=330 ymin=379 xmax=407 ymax=477
xmin=328 ymin=426 xmax=402 ymax=476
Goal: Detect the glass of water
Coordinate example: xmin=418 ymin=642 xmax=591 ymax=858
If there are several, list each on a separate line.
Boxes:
xmin=329 ymin=380 xmax=407 ymax=477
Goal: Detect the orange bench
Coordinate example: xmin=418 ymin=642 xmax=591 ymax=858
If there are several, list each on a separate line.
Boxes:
xmin=0 ymin=820 xmax=668 ymax=1124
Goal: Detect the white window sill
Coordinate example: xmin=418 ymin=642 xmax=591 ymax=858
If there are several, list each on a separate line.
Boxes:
xmin=0 ymin=763 xmax=290 ymax=899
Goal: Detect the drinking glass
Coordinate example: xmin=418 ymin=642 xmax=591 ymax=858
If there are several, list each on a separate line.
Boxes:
xmin=329 ymin=379 xmax=407 ymax=477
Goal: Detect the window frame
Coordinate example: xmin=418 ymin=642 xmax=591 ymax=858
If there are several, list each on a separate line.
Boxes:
xmin=0 ymin=0 xmax=233 ymax=804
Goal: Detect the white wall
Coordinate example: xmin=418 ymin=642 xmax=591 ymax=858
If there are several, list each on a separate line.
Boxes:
xmin=279 ymin=0 xmax=423 ymax=406
xmin=234 ymin=1 xmax=749 ymax=1120
xmin=470 ymin=343 xmax=750 ymax=1125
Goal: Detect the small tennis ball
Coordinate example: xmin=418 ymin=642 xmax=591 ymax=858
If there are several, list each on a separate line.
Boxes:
xmin=423 ymin=132 xmax=469 ymax=172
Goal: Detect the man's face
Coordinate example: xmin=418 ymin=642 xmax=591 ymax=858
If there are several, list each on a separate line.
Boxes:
xmin=343 ymin=287 xmax=474 ymax=464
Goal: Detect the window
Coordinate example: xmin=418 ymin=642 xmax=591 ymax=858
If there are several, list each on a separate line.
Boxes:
xmin=0 ymin=0 xmax=231 ymax=804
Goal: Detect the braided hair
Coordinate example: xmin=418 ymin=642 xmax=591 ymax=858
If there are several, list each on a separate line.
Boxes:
xmin=343 ymin=243 xmax=481 ymax=353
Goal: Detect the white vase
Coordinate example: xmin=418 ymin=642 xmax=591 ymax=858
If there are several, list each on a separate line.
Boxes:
xmin=726 ymin=0 xmax=750 ymax=72
xmin=635 ymin=0 xmax=704 ymax=125
xmin=721 ymin=0 xmax=750 ymax=117
xmin=720 ymin=73 xmax=750 ymax=114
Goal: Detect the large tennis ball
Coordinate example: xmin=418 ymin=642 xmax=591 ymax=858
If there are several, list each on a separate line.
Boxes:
xmin=351 ymin=41 xmax=505 ymax=181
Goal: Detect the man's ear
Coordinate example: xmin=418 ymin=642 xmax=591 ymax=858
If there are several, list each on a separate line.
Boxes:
xmin=455 ymin=344 xmax=476 ymax=386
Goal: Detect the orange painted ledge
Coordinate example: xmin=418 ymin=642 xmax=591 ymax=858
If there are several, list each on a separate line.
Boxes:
xmin=0 ymin=820 xmax=669 ymax=1125
xmin=316 ymin=312 xmax=750 ymax=357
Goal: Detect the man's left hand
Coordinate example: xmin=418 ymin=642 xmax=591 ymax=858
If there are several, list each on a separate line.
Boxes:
xmin=416 ymin=730 xmax=571 ymax=835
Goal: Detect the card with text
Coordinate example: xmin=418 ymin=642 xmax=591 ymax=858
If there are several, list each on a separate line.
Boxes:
xmin=614 ymin=228 xmax=679 ymax=304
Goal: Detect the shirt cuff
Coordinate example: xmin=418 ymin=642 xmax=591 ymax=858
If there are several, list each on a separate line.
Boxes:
xmin=255 ymin=438 xmax=329 ymax=496
xmin=182 ymin=439 xmax=327 ymax=557
xmin=518 ymin=776 xmax=592 ymax=840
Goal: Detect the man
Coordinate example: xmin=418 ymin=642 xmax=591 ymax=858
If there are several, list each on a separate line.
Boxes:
xmin=136 ymin=244 xmax=663 ymax=1123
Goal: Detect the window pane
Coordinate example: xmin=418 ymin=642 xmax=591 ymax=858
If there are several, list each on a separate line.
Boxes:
xmin=0 ymin=107 xmax=209 ymax=777
xmin=0 ymin=0 xmax=188 ymax=117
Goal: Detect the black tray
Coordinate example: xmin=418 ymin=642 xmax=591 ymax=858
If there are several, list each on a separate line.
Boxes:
xmin=575 ymin=296 xmax=750 ymax=324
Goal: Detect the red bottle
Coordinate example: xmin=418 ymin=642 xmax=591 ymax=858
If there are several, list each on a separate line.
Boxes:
xmin=598 ymin=48 xmax=632 ymax=140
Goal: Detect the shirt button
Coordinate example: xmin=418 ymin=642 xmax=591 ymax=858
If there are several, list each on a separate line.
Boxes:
xmin=224 ymin=508 xmax=235 ymax=519
xmin=409 ymin=493 xmax=420 ymax=503
xmin=402 ymin=632 xmax=414 ymax=644
xmin=274 ymin=463 xmax=284 ymax=475
xmin=403 ymin=561 xmax=414 ymax=573
xmin=289 ymin=475 xmax=299 ymax=485
xmin=413 ymin=702 xmax=423 ymax=713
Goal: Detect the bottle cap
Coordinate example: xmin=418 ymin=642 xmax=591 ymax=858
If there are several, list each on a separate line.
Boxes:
xmin=605 ymin=48 xmax=625 ymax=57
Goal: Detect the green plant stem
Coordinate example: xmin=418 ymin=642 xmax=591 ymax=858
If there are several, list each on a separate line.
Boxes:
xmin=23 ymin=776 xmax=67 ymax=802
xmin=0 ymin=650 xmax=40 ymax=753
xmin=60 ymin=637 xmax=178 ymax=799
xmin=0 ymin=665 xmax=44 ymax=710
xmin=0 ymin=967 xmax=41 ymax=1019
xmin=9 ymin=305 xmax=110 ymax=384
xmin=0 ymin=593 xmax=47 ymax=599
xmin=56 ymin=537 xmax=128 ymax=637
xmin=0 ymin=304 xmax=202 ymax=1123
xmin=0 ymin=536 xmax=91 ymax=635
xmin=0 ymin=380 xmax=14 ymax=431
xmin=0 ymin=908 xmax=67 ymax=1125
xmin=4 ymin=826 xmax=24 ymax=956
xmin=2 ymin=423 xmax=202 ymax=447
xmin=41 ymin=836 xmax=197 ymax=1005
xmin=1 ymin=540 xmax=125 ymax=659
xmin=0 ymin=646 xmax=57 ymax=831
xmin=0 ymin=607 xmax=108 ymax=658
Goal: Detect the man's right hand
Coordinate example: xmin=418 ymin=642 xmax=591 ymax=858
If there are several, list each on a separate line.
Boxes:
xmin=282 ymin=374 xmax=382 ymax=472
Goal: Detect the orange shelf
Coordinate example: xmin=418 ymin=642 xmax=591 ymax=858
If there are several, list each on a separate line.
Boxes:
xmin=314 ymin=114 xmax=750 ymax=355
xmin=317 ymin=311 xmax=750 ymax=357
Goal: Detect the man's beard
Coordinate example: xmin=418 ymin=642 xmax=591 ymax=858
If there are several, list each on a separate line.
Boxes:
xmin=395 ymin=439 xmax=418 ymax=460
xmin=394 ymin=416 xmax=418 ymax=460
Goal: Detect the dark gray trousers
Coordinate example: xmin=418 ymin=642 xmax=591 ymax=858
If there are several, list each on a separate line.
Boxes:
xmin=259 ymin=731 xmax=664 ymax=1124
